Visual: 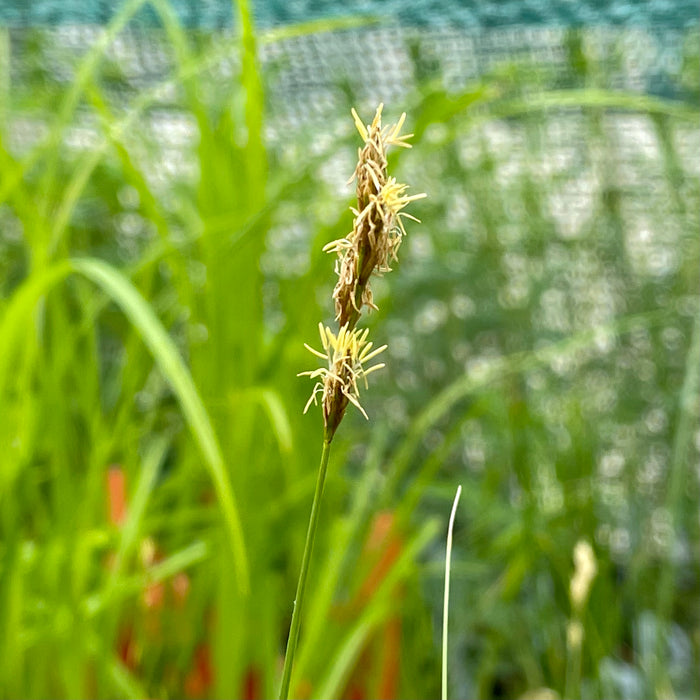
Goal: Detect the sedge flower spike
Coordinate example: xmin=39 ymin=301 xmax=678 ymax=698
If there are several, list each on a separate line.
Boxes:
xmin=283 ymin=106 xmax=424 ymax=700
xmin=300 ymin=104 xmax=424 ymax=440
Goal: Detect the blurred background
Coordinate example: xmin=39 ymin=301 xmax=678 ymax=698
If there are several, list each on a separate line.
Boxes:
xmin=0 ymin=1 xmax=698 ymax=699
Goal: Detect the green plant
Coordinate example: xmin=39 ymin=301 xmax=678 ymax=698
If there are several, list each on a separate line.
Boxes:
xmin=279 ymin=104 xmax=425 ymax=699
xmin=0 ymin=7 xmax=697 ymax=698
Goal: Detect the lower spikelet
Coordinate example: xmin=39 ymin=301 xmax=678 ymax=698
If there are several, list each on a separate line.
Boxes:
xmin=298 ymin=323 xmax=386 ymax=436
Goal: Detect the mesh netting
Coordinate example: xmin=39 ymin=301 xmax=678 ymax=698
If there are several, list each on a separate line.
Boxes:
xmin=0 ymin=3 xmax=699 ymax=699
xmin=1 ymin=0 xmax=699 ymax=28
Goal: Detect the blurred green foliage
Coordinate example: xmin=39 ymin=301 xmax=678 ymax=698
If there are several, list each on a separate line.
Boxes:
xmin=0 ymin=2 xmax=698 ymax=699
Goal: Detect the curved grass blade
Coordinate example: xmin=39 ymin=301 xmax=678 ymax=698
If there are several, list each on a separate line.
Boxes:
xmin=442 ymin=485 xmax=462 ymax=700
xmin=260 ymin=15 xmax=381 ymax=44
xmin=0 ymin=259 xmax=249 ymax=592
xmin=71 ymin=257 xmax=249 ymax=593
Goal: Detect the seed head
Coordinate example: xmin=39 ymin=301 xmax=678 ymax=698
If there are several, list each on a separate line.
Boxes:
xmin=298 ymin=323 xmax=387 ymax=439
xmin=299 ymin=105 xmax=423 ymax=439
xmin=324 ymin=104 xmax=426 ymax=328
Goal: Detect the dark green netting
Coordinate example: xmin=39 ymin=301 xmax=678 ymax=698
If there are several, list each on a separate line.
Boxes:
xmin=0 ymin=0 xmax=698 ymax=28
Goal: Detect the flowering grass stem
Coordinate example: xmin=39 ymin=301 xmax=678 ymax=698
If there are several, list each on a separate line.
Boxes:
xmin=278 ymin=437 xmax=333 ymax=700
xmin=283 ymin=105 xmax=423 ymax=698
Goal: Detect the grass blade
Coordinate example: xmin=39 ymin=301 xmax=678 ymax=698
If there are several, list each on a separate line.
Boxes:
xmin=0 ymin=258 xmax=249 ymax=592
xmin=442 ymin=485 xmax=462 ymax=700
xmin=71 ymin=257 xmax=250 ymax=593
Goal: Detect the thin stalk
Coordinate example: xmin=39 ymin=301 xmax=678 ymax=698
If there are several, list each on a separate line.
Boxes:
xmin=564 ymin=619 xmax=583 ymax=700
xmin=442 ymin=484 xmax=462 ymax=700
xmin=652 ymin=311 xmax=700 ymax=694
xmin=279 ymin=437 xmax=333 ymax=700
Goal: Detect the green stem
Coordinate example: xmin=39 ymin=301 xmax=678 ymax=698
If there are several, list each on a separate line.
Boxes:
xmin=278 ymin=437 xmax=333 ymax=700
xmin=564 ymin=618 xmax=583 ymax=700
xmin=652 ymin=311 xmax=700 ymax=694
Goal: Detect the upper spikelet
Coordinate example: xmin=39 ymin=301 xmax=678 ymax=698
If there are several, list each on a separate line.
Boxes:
xmin=324 ymin=104 xmax=426 ymax=329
